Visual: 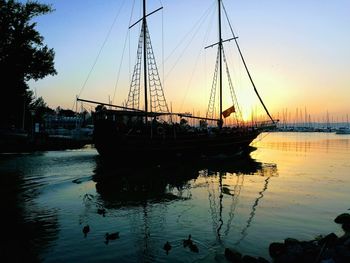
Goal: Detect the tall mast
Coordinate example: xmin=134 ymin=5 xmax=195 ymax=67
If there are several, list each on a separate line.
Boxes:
xmin=218 ymin=0 xmax=223 ymax=128
xmin=127 ymin=1 xmax=165 ymax=115
xmin=143 ymin=0 xmax=148 ymax=117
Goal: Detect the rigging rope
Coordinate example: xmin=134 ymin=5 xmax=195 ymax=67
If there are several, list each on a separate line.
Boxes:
xmin=179 ymin=6 xmax=216 ymax=113
xmin=206 ymin=48 xmax=219 ymax=120
xmin=164 ymin=2 xmax=216 ymax=80
xmin=222 ymin=48 xmax=243 ymax=124
xmin=221 ymin=2 xmax=275 ymax=124
xmin=161 ymin=5 xmax=165 ymax=103
xmin=224 ymin=174 xmax=244 ymax=237
xmin=145 ymin=24 xmax=169 ymax=113
xmin=126 ymin=24 xmax=143 ymax=109
xmin=206 ymin=171 xmax=219 ymax=236
xmin=126 ymin=22 xmax=169 ymax=113
xmin=72 ymin=0 xmax=126 ymax=110
xmin=112 ymin=0 xmax=136 ymax=104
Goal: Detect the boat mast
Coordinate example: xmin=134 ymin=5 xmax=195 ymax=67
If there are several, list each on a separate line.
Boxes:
xmin=221 ymin=3 xmax=276 ymax=124
xmin=218 ymin=0 xmax=223 ymax=128
xmin=143 ymin=0 xmax=148 ymax=121
xmin=127 ymin=1 xmax=165 ymax=116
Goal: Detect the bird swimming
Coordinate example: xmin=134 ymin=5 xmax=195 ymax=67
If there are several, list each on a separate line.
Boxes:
xmin=163 ymin=241 xmax=172 ymax=254
xmin=82 ymin=225 xmax=90 ymax=238
xmin=183 ymin=234 xmax=199 ymax=253
xmin=97 ymin=208 xmax=106 ymax=217
xmin=189 ymin=242 xmax=199 ymax=253
xmin=183 ymin=234 xmax=193 ymax=248
xmin=105 ymin=232 xmax=119 ymax=244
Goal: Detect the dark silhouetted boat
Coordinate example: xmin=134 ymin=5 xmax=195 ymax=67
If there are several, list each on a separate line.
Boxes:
xmin=335 ymin=127 xmax=350 ymax=134
xmin=78 ymin=0 xmax=277 ymax=159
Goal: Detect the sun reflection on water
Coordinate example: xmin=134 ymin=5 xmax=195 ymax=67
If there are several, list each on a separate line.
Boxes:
xmin=1 ymin=133 xmax=349 ymax=262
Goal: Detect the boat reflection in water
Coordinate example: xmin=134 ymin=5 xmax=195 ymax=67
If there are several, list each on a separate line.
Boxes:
xmin=92 ymin=148 xmax=268 ymax=205
xmin=91 ymin=148 xmax=278 ymax=261
xmin=93 ymin=158 xmax=197 ymax=208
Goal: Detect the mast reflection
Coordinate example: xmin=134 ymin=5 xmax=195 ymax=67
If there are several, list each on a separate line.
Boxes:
xmin=203 ymin=160 xmax=278 ymax=243
xmin=92 ymin=151 xmax=277 ymax=259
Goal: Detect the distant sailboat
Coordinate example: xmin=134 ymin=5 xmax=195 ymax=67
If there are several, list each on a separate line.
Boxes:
xmin=78 ymin=0 xmax=277 ymax=159
xmin=335 ymin=114 xmax=350 ymax=134
xmin=336 ymin=117 xmax=350 ymax=134
xmin=335 ymin=127 xmax=350 ymax=134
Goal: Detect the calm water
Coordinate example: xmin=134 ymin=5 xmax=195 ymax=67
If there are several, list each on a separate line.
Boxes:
xmin=1 ymin=132 xmax=349 ymax=262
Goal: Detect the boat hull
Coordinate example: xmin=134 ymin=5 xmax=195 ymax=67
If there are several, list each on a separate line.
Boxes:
xmin=335 ymin=128 xmax=350 ymax=134
xmin=93 ymin=119 xmax=260 ymax=160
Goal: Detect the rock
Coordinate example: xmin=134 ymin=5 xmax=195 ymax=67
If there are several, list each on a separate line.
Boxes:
xmin=257 ymin=257 xmax=270 ymax=263
xmin=242 ymin=255 xmax=258 ymax=263
xmin=334 ymin=244 xmax=350 ymax=262
xmin=334 ymin=213 xmax=350 ymax=224
xmin=318 ymin=233 xmax=338 ymax=248
xmin=222 ymin=211 xmax=350 ymax=263
xmin=299 ymin=241 xmax=321 ymax=262
xmin=287 ymin=243 xmax=303 ymax=256
xmin=320 ymin=259 xmax=335 ymax=263
xmin=225 ymin=248 xmax=242 ymax=262
xmin=342 ymin=223 xmax=350 ymax=233
xmin=269 ymin=240 xmax=304 ymax=263
xmin=343 ymin=237 xmax=350 ymax=247
xmin=284 ymin=238 xmax=299 ymax=246
xmin=269 ymin=242 xmax=285 ymax=259
xmin=320 ymin=248 xmax=336 ymax=262
xmin=283 ymin=241 xmax=303 ymax=263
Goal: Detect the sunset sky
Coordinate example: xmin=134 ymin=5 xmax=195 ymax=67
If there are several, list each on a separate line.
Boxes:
xmin=28 ymin=0 xmax=350 ymax=122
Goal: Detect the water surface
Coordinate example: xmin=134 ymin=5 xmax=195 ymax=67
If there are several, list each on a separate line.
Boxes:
xmin=1 ymin=132 xmax=349 ymax=262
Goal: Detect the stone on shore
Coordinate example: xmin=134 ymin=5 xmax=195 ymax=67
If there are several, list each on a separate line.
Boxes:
xmin=269 ymin=242 xmax=285 ymax=259
xmin=225 ymin=212 xmax=350 ymax=263
xmin=342 ymin=223 xmax=350 ymax=233
xmin=334 ymin=213 xmax=350 ymax=224
xmin=225 ymin=248 xmax=242 ymax=262
xmin=318 ymin=233 xmax=338 ymax=248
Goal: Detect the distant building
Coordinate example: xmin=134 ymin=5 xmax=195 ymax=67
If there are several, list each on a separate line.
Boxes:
xmin=43 ymin=115 xmax=83 ymax=130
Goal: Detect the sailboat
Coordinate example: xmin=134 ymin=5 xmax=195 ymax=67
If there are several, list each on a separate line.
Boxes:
xmin=78 ymin=0 xmax=277 ymax=159
xmin=335 ymin=114 xmax=350 ymax=134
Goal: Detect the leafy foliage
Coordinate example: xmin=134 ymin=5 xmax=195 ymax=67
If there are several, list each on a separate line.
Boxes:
xmin=0 ymin=0 xmax=57 ymax=129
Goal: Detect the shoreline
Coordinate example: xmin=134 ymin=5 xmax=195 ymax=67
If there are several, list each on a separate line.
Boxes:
xmin=224 ymin=212 xmax=350 ymax=263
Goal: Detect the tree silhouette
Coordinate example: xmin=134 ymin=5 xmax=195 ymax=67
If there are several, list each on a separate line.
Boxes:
xmin=29 ymin=93 xmax=55 ymax=125
xmin=0 ymin=0 xmax=57 ymax=129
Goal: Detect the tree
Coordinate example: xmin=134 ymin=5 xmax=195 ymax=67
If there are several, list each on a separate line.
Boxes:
xmin=29 ymin=94 xmax=55 ymax=124
xmin=0 ymin=0 xmax=57 ymax=129
xmin=17 ymin=89 xmax=54 ymax=129
xmin=57 ymin=108 xmax=76 ymax=117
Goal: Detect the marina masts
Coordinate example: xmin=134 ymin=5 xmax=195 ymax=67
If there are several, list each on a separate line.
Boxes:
xmin=218 ymin=0 xmax=223 ymax=128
